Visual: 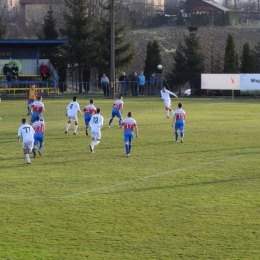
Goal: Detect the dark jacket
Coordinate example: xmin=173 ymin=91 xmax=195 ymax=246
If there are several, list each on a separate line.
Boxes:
xmin=12 ymin=66 xmax=19 ymax=74
xmin=131 ymin=76 xmax=138 ymax=87
xmin=119 ymin=75 xmax=127 ymax=82
xmin=3 ymin=66 xmax=11 ymax=75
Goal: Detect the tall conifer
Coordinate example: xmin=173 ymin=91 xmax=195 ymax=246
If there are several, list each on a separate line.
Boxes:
xmin=144 ymin=40 xmax=162 ymax=79
xmin=223 ymin=33 xmax=239 ymax=73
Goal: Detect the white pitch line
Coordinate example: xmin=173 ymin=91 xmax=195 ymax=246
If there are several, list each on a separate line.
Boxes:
xmin=0 ymin=151 xmax=258 ymax=200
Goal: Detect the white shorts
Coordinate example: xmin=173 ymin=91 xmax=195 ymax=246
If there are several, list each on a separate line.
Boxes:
xmin=91 ymin=131 xmax=101 ymax=139
xmin=22 ymin=140 xmax=34 ymax=150
xmin=164 ymin=100 xmax=171 ymax=108
xmin=68 ymin=115 xmax=78 ymax=122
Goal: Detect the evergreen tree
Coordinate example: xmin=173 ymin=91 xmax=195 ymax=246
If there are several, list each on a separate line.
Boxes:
xmin=37 ymin=6 xmax=60 ymax=63
xmin=223 ymin=33 xmax=239 ymax=73
xmin=240 ymin=41 xmax=254 ymax=73
xmin=37 ymin=6 xmax=59 ymax=40
xmin=60 ymin=0 xmax=95 ymax=93
xmin=170 ymin=25 xmax=205 ymax=94
xmin=0 ymin=15 xmax=6 ymax=39
xmin=92 ymin=1 xmax=135 ymax=78
xmin=144 ymin=40 xmax=162 ymax=79
xmin=253 ymin=42 xmax=260 ymax=73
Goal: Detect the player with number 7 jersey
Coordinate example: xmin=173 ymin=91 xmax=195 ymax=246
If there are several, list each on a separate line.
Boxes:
xmin=121 ymin=112 xmax=139 ymax=157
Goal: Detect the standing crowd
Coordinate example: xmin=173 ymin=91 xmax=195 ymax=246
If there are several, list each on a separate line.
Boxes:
xmin=101 ymin=71 xmax=160 ymax=97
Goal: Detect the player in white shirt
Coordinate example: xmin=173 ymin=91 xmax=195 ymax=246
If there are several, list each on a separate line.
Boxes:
xmin=17 ymin=118 xmax=35 ymax=164
xmin=65 ymin=96 xmax=82 ymax=135
xmin=172 ymin=103 xmax=186 ymax=143
xmin=88 ymin=108 xmax=104 ymax=153
xmin=160 ymin=86 xmax=178 ymax=119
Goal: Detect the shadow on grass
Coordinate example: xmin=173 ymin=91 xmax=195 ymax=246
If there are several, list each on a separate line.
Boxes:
xmin=115 ymin=176 xmax=260 ymax=194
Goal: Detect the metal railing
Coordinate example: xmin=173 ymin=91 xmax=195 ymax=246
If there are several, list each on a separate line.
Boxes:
xmin=58 ymin=80 xmax=163 ymax=96
xmin=0 ymin=80 xmax=164 ymax=97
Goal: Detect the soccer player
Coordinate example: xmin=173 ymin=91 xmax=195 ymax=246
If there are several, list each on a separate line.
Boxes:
xmin=83 ymin=99 xmax=97 ymax=136
xmin=108 ymin=94 xmax=124 ymax=127
xmin=32 ymin=115 xmax=45 ymax=157
xmin=65 ymin=96 xmax=82 ymax=135
xmin=160 ymin=86 xmax=178 ymax=119
xmin=27 ymin=83 xmax=38 ymax=115
xmin=17 ymin=118 xmax=35 ymax=164
xmin=88 ymin=108 xmax=104 ymax=153
xmin=121 ymin=112 xmax=139 ymax=157
xmin=172 ymin=103 xmax=186 ymax=143
xmin=30 ymin=96 xmax=45 ymax=124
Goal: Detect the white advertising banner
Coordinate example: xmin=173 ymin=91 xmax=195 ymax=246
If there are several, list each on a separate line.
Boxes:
xmin=201 ymin=74 xmax=240 ymax=90
xmin=240 ymin=74 xmax=260 ymax=90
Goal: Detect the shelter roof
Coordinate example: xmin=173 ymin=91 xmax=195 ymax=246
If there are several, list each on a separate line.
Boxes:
xmin=0 ymin=40 xmax=68 ymax=48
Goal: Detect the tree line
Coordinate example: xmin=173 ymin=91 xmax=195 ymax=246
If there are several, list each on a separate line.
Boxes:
xmin=169 ymin=25 xmax=260 ymax=95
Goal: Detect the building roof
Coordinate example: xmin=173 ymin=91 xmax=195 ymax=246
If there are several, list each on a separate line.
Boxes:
xmin=203 ymin=0 xmax=230 ymax=12
xmin=180 ymin=0 xmax=229 ymax=12
xmin=0 ymin=40 xmax=68 ymax=48
xmin=180 ymin=0 xmax=202 ymax=10
xmin=19 ymin=0 xmax=57 ymax=4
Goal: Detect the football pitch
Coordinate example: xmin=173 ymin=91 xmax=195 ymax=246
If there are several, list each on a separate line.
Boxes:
xmin=0 ymin=96 xmax=259 ymax=259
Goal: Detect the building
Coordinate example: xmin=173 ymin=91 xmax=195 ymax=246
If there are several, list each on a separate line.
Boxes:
xmin=19 ymin=0 xmax=62 ymax=22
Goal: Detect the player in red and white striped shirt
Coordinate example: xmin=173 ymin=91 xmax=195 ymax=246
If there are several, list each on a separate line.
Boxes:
xmin=172 ymin=103 xmax=186 ymax=143
xmin=83 ymin=99 xmax=97 ymax=136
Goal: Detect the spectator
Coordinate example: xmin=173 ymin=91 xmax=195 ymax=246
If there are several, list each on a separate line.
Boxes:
xmin=11 ymin=64 xmax=19 ymax=81
xmin=131 ymin=72 xmax=138 ymax=96
xmin=119 ymin=72 xmax=127 ymax=95
xmin=101 ymin=73 xmax=109 ymax=97
xmin=138 ymin=71 xmax=146 ymax=96
xmin=3 ymin=64 xmax=11 ymax=83
xmin=150 ymin=73 xmax=156 ymax=96
xmin=40 ymin=62 xmax=50 ymax=81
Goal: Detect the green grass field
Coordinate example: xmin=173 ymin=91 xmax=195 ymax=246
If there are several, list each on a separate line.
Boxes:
xmin=0 ymin=95 xmax=259 ymax=259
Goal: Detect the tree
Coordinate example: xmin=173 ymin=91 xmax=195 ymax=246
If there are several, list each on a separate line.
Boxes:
xmin=37 ymin=6 xmax=60 ymax=62
xmin=170 ymin=25 xmax=205 ymax=95
xmin=223 ymin=33 xmax=239 ymax=73
xmin=240 ymin=41 xmax=254 ymax=73
xmin=253 ymin=42 xmax=260 ymax=73
xmin=37 ymin=6 xmax=59 ymax=40
xmin=60 ymin=0 xmax=95 ymax=93
xmin=144 ymin=40 xmax=162 ymax=79
xmin=92 ymin=2 xmax=135 ymax=79
xmin=0 ymin=15 xmax=6 ymax=39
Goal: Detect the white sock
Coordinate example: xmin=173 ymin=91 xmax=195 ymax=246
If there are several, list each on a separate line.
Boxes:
xmin=166 ymin=110 xmax=170 ymax=117
xmin=94 ymin=140 xmax=100 ymax=146
xmin=74 ymin=125 xmax=78 ymax=133
xmin=25 ymin=154 xmax=30 ymax=163
xmin=66 ymin=123 xmax=70 ymax=131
